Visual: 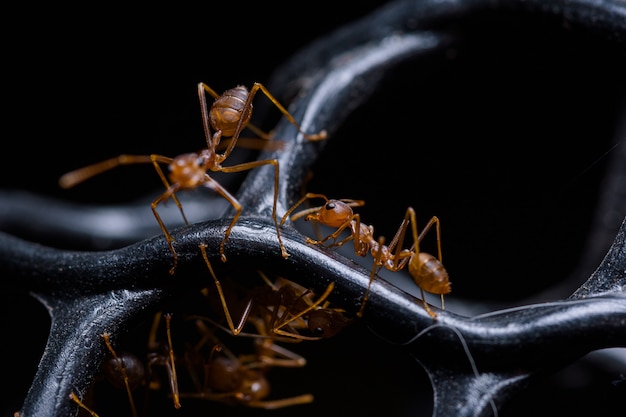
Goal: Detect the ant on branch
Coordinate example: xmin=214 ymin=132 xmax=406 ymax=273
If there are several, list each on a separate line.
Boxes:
xmin=69 ymin=312 xmax=181 ymax=417
xmin=179 ymin=319 xmax=314 ymax=409
xmin=281 ymin=193 xmax=451 ymax=318
xmin=59 ymin=82 xmax=327 ymax=274
xmin=252 ymin=272 xmax=352 ymax=341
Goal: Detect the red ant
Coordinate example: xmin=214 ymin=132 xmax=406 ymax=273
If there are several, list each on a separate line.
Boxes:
xmin=59 ymin=82 xmax=327 ymax=274
xmin=179 ymin=319 xmax=314 ymax=409
xmin=69 ymin=312 xmax=181 ymax=417
xmin=105 ymin=312 xmax=181 ymax=411
xmin=281 ymin=193 xmax=451 ymax=318
xmin=199 ymin=244 xmax=349 ymax=340
xmin=252 ymin=272 xmax=351 ymax=341
xmin=69 ymin=333 xmax=144 ymax=417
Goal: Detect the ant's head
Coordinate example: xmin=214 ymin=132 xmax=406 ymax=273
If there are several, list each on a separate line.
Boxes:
xmin=168 ymin=150 xmax=216 ymax=186
xmin=306 ymin=200 xmax=353 ymax=228
xmin=307 ymin=309 xmax=352 ymax=338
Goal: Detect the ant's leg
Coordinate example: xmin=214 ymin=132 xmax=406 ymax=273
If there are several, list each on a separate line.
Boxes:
xmin=272 ymin=282 xmax=336 ymax=340
xmin=269 ymin=159 xmax=287 ymax=258
xmin=250 ymin=82 xmax=328 ymax=141
xmin=282 ymin=195 xmax=366 ymax=247
xmin=162 ymin=313 xmax=181 ymax=408
xmin=199 ymin=82 xmax=271 ymax=148
xmin=420 ymin=287 xmax=437 ymax=318
xmin=198 ymin=82 xmax=220 ymax=150
xmin=151 ymin=189 xmax=181 ymax=275
xmin=246 ymin=395 xmax=315 ymax=409
xmin=407 ymin=210 xmax=446 ymax=317
xmin=388 ymin=208 xmax=416 ymax=272
xmin=416 ymin=215 xmax=446 ymax=310
xmin=150 ymin=155 xmax=189 ymax=225
xmin=198 ymin=83 xmax=245 ymax=164
xmin=145 ymin=313 xmax=183 ymax=408
xmin=198 ymin=82 xmax=221 ymax=99
xmin=101 ymin=332 xmax=140 ymax=416
xmin=339 ymin=198 xmax=367 ymax=209
xmin=429 ymin=217 xmax=445 ymax=310
xmin=199 ymin=244 xmax=253 ymax=336
xmin=347 ymin=214 xmax=372 ymax=256
xmin=305 ymin=219 xmax=354 ymax=248
xmin=58 ymin=154 xmax=168 ymax=189
xmin=281 ymin=193 xmax=330 ymax=225
xmin=220 ymin=159 xmax=288 ymax=258
xmin=405 ymin=210 xmax=443 ymax=263
xmin=357 ymin=237 xmax=385 ymax=318
xmin=418 ymin=216 xmax=443 ymax=263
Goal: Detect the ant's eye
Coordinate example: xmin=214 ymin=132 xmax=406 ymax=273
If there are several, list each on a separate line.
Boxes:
xmin=311 ymin=326 xmax=326 ymax=336
xmin=325 ymin=202 xmax=336 ymax=210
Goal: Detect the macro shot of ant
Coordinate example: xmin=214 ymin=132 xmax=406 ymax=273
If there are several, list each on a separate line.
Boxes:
xmin=251 ymin=272 xmax=352 ymax=341
xmin=58 ymin=82 xmax=328 ymax=275
xmin=198 ymin=243 xmax=351 ymax=340
xmin=65 ymin=252 xmax=353 ymax=415
xmin=69 ymin=312 xmax=181 ymax=417
xmin=178 ymin=319 xmax=314 ymax=409
xmin=281 ymin=192 xmax=451 ymax=318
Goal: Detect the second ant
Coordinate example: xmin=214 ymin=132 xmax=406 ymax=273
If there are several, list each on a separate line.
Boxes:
xmin=281 ymin=193 xmax=452 ymax=318
xmin=59 ymin=82 xmax=327 ymax=274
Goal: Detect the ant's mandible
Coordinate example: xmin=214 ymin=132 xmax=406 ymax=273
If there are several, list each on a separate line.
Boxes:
xmin=69 ymin=392 xmax=99 ymax=417
xmin=59 ymin=82 xmax=327 ymax=274
xmin=281 ymin=193 xmax=451 ymax=318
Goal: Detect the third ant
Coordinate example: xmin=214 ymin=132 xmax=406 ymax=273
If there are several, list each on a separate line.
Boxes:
xmin=199 ymin=245 xmax=350 ymax=339
xmin=59 ymin=82 xmax=327 ymax=274
xmin=69 ymin=312 xmax=181 ymax=417
xmin=281 ymin=193 xmax=451 ymax=318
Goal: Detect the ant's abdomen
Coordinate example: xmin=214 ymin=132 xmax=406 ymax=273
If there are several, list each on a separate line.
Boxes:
xmin=209 ymin=85 xmax=252 ymax=137
xmin=409 ymin=252 xmax=452 ymax=295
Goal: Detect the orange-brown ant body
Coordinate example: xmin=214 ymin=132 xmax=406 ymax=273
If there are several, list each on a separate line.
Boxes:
xmin=180 ymin=319 xmax=314 ymax=409
xmin=59 ymin=83 xmax=327 ymax=274
xmin=252 ymin=272 xmax=351 ymax=340
xmin=281 ymin=193 xmax=451 ymax=318
xmin=199 ymin=245 xmax=350 ymax=339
